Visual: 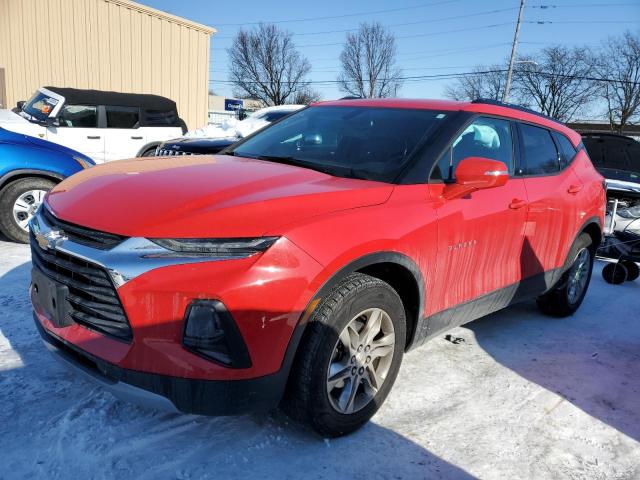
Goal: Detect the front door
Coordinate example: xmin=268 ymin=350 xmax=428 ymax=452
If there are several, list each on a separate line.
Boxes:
xmin=428 ymin=116 xmax=529 ymax=317
xmin=46 ymin=104 xmax=104 ymax=162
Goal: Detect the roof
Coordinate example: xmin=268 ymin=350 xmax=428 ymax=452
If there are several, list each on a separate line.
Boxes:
xmin=314 ymin=98 xmax=582 ymax=146
xmin=106 ymin=0 xmax=216 ymax=35
xmin=45 ymin=87 xmax=177 ymax=111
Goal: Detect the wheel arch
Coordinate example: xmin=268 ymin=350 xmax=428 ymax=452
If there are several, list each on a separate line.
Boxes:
xmin=579 ymin=216 xmax=603 ymax=251
xmin=0 ymin=169 xmax=63 ymax=192
xmin=286 ymin=251 xmax=424 ymax=366
xmin=136 ymin=142 xmax=160 ymax=157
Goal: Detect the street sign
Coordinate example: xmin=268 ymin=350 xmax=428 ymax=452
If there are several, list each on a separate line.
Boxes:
xmin=224 ymin=99 xmax=243 ymax=111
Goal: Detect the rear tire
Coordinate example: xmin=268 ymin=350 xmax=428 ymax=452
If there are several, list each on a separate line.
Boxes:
xmin=282 ymin=273 xmax=406 ymax=438
xmin=620 ymin=260 xmax=639 ymax=282
xmin=536 ymin=233 xmax=594 ymax=317
xmin=602 ymin=262 xmax=628 ymax=284
xmin=0 ymin=177 xmax=55 ymax=243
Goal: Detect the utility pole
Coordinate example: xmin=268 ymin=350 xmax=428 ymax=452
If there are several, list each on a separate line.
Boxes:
xmin=503 ymin=0 xmax=526 ymax=103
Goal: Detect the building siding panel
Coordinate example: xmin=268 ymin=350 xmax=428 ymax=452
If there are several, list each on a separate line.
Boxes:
xmin=0 ymin=0 xmax=214 ymax=129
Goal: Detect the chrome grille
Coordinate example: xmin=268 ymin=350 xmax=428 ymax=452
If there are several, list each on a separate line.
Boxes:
xmin=42 ymin=207 xmax=127 ymax=250
xmin=156 ymin=149 xmax=192 ymax=156
xmin=30 ymin=234 xmax=133 ymax=342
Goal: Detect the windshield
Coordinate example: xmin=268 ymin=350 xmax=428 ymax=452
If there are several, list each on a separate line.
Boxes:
xmin=21 ymin=90 xmax=60 ymax=122
xmin=231 ymin=106 xmax=448 ymax=182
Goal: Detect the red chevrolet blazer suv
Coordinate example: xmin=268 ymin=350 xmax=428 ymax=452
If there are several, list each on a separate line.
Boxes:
xmin=29 ymin=98 xmax=605 ymax=437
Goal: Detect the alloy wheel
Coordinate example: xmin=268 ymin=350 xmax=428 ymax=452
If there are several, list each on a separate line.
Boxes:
xmin=567 ymin=247 xmax=591 ymax=304
xmin=326 ymin=308 xmax=395 ymax=414
xmin=12 ymin=190 xmax=46 ymax=231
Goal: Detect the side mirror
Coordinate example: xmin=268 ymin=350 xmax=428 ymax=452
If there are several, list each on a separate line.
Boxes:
xmin=16 ymin=101 xmax=25 ymax=110
xmin=443 ymin=157 xmax=509 ymax=199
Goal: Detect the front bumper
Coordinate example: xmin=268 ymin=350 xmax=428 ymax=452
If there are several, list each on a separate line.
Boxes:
xmin=35 ymin=314 xmax=287 ymax=415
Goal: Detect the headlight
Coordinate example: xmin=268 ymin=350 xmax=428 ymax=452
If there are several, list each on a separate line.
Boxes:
xmin=73 ymin=156 xmax=93 ymax=169
xmin=149 ymin=237 xmax=279 ymax=256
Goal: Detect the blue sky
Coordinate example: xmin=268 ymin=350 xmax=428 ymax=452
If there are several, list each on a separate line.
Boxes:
xmin=141 ymin=0 xmax=639 ymax=102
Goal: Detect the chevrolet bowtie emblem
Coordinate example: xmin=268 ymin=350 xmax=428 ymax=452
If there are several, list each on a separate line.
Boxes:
xmin=35 ymin=229 xmax=67 ymax=250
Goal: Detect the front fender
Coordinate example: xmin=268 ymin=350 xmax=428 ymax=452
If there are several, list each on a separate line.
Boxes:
xmin=0 ymin=143 xmax=83 ymax=188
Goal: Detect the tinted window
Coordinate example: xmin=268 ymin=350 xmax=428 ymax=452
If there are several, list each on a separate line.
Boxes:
xmin=582 ymin=135 xmax=640 ymax=182
xmin=552 ymin=131 xmax=577 ymax=168
xmin=435 ymin=117 xmax=513 ymax=181
xmin=232 ymin=106 xmax=448 ymax=183
xmin=144 ymin=109 xmax=178 ymax=126
xmin=106 ymin=106 xmax=139 ymax=129
xmin=58 ymin=105 xmax=98 ymax=128
xmin=263 ymin=111 xmax=291 ymax=122
xmin=520 ymin=124 xmax=559 ymax=175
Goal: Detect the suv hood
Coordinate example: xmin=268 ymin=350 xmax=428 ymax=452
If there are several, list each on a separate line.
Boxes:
xmin=46 ymin=155 xmax=393 ymax=238
xmin=0 ymin=109 xmax=29 ymax=124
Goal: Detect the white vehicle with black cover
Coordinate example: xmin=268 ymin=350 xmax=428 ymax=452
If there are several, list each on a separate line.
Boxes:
xmin=0 ymin=87 xmax=187 ymax=163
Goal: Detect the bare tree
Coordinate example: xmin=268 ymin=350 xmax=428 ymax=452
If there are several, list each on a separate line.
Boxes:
xmin=228 ymin=24 xmax=311 ymax=106
xmin=338 ymin=22 xmax=402 ymax=98
xmin=596 ymin=31 xmax=640 ymax=133
xmin=444 ymin=65 xmax=507 ymax=101
xmin=292 ymin=87 xmax=322 ymax=105
xmin=514 ymin=46 xmax=598 ymax=122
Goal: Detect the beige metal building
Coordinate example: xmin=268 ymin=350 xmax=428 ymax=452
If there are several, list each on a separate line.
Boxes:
xmin=0 ymin=0 xmax=215 ymax=130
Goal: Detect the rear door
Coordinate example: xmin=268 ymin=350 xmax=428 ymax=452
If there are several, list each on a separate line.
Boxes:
xmin=46 ymin=104 xmax=105 ymax=161
xmin=428 ymin=116 xmax=529 ymax=315
xmin=102 ymin=106 xmax=145 ymax=161
xmin=516 ymin=123 xmax=583 ymax=279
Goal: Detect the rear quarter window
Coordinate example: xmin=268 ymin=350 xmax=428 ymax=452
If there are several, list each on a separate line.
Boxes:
xmin=552 ymin=131 xmax=577 ymax=168
xmin=106 ymin=106 xmax=140 ymax=129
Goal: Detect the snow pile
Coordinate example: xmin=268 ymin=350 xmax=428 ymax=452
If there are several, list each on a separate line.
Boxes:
xmin=1 ymin=239 xmax=639 ymax=479
xmin=186 ymin=105 xmax=305 ymax=140
xmin=184 ymin=117 xmax=240 ymax=139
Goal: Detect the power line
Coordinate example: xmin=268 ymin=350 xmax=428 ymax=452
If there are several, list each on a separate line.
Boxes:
xmin=527 ymin=20 xmax=637 ymax=24
xmin=214 ymin=7 xmax=519 ymax=40
xmin=210 ymin=69 xmax=640 ymax=86
xmin=530 ymin=2 xmax=639 ymax=8
xmin=213 ymin=0 xmax=461 ymax=26
xmin=209 ymin=45 xmax=514 ymax=75
xmin=212 ymin=22 xmax=514 ymax=50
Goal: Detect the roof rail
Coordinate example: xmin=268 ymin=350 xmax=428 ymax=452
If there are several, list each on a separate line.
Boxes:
xmin=339 ymin=96 xmax=363 ymax=100
xmin=471 ymin=98 xmax=563 ymax=124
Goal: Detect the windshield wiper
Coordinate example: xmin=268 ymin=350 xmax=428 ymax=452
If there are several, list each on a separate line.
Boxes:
xmin=251 ymin=154 xmax=336 ymax=175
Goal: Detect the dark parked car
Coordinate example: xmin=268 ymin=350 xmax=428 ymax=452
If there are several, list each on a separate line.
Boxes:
xmin=156 ymin=137 xmax=236 ymax=156
xmin=581 ymin=133 xmax=640 ymax=283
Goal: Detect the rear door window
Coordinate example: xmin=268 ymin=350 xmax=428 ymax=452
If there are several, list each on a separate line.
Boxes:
xmin=106 ymin=106 xmax=140 ymax=129
xmin=552 ymin=131 xmax=577 ymax=169
xmin=520 ymin=124 xmax=560 ymax=175
xmin=58 ymin=104 xmax=98 ymax=128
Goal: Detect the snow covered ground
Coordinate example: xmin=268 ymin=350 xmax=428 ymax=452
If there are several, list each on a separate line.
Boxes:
xmin=1 ymin=239 xmax=638 ymax=479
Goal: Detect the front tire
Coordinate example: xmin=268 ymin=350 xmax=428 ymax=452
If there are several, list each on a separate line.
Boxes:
xmin=0 ymin=177 xmax=55 ymax=243
xmin=283 ymin=273 xmax=406 ymax=437
xmin=536 ymin=233 xmax=594 ymax=317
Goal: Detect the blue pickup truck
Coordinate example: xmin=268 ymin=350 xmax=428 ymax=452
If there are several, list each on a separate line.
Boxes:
xmin=0 ymin=127 xmax=94 ymax=243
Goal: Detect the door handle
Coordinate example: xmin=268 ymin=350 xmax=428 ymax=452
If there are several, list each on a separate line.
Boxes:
xmin=567 ymin=184 xmax=583 ymax=194
xmin=509 ymin=199 xmax=527 ymax=210
xmin=87 ymin=136 xmax=101 ymax=139
xmin=131 ymin=136 xmax=143 ymax=140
